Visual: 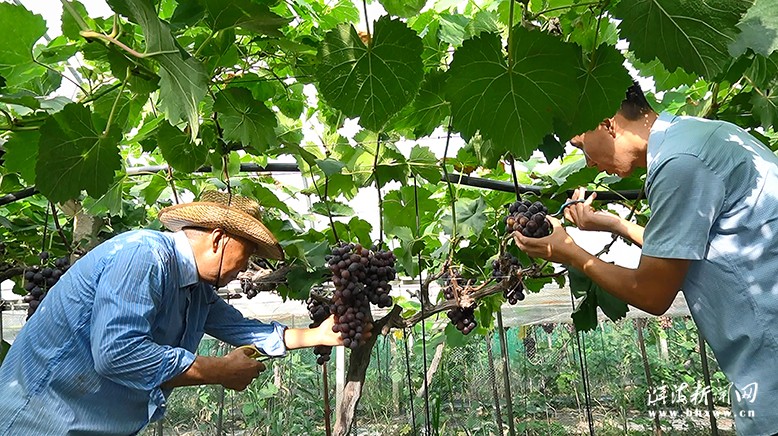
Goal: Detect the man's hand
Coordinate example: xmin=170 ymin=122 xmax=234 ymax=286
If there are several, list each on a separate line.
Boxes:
xmin=513 ymin=216 xmax=584 ymax=264
xmin=316 ymin=314 xmax=372 ymax=346
xmin=219 ymin=347 xmax=266 ymax=391
xmin=563 ymin=188 xmax=619 ymax=232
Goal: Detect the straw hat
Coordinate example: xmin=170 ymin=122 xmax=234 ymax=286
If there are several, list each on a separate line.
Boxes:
xmin=158 ymin=191 xmax=284 ymax=260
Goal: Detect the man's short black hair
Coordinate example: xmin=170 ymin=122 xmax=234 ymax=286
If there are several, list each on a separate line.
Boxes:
xmin=619 ymin=81 xmax=653 ymax=121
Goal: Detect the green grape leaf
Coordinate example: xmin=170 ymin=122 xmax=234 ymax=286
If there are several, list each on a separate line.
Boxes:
xmin=408 ymin=145 xmax=441 ymax=184
xmin=383 ymin=185 xmax=437 ymax=237
xmin=156 ymin=121 xmax=209 ymax=172
xmin=557 ymin=45 xmax=634 ymax=140
xmin=751 ymin=89 xmax=778 ymax=130
xmin=317 ymin=16 xmax=424 ymax=132
xmin=107 ymin=0 xmax=208 ymax=140
xmin=730 ymin=0 xmax=778 ymax=57
xmin=445 ymin=28 xmax=578 ymax=159
xmin=744 ymin=52 xmax=778 ymax=89
xmin=612 ymin=0 xmax=752 ymax=79
xmin=442 ymin=197 xmax=488 ymax=237
xmin=628 ymin=55 xmax=699 ymax=92
xmin=35 ymin=103 xmax=122 ymax=202
xmin=319 ymin=0 xmax=361 ymax=31
xmin=310 ymin=201 xmax=355 ymax=217
xmin=0 ymin=3 xmax=47 ymax=87
xmin=315 ymin=158 xmax=346 ymax=176
xmin=438 ymin=13 xmax=469 ymax=47
xmin=201 ymin=0 xmax=289 ymax=35
xmin=389 ymin=70 xmax=449 ymax=138
xmin=569 ymin=266 xmax=628 ymax=331
xmin=213 ymin=87 xmax=278 ymax=152
xmin=3 ymin=130 xmax=40 ymax=184
xmin=61 ymin=0 xmax=97 ymax=41
xmin=0 ymin=91 xmax=41 ymax=109
xmin=380 ymin=0 xmax=426 ymax=18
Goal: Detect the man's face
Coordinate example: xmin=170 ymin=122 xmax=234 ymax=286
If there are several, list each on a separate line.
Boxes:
xmin=569 ymin=120 xmax=635 ymax=178
xmin=214 ymin=233 xmax=256 ymax=286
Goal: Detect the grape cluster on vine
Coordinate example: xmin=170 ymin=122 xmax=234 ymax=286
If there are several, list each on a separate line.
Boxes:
xmin=491 ymin=253 xmax=525 ymax=305
xmin=307 ymin=242 xmax=396 ymax=363
xmin=23 ymin=252 xmax=70 ymax=320
xmin=504 ymin=200 xmax=551 ymax=238
xmin=440 ymin=268 xmax=477 ymax=335
xmin=307 ymin=297 xmax=333 ymax=365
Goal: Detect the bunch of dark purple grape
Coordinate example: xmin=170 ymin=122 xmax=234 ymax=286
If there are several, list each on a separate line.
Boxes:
xmin=23 ymin=252 xmax=70 ymax=320
xmin=440 ymin=269 xmax=477 ymax=335
xmin=240 ymin=278 xmax=259 ymax=298
xmin=307 ymin=297 xmax=334 ymax=365
xmin=326 ymin=242 xmax=395 ymax=351
xmin=504 ymin=200 xmax=551 ymax=238
xmin=492 ymin=253 xmax=525 ymax=305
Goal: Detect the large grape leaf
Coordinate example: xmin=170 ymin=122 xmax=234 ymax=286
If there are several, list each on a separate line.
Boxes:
xmin=106 ymin=0 xmax=208 ymax=140
xmin=3 ymin=130 xmax=40 ymax=184
xmin=730 ymin=0 xmax=778 ymax=57
xmin=317 ymin=16 xmax=424 ymax=132
xmin=628 ymin=55 xmax=698 ymax=92
xmin=445 ymin=27 xmax=578 ymax=159
xmin=441 ymin=197 xmax=488 ymax=238
xmin=751 ymin=89 xmax=778 ymax=131
xmin=568 ymin=266 xmax=628 ymax=331
xmin=0 ymin=3 xmax=46 ymax=88
xmin=200 ymin=0 xmax=288 ymax=35
xmin=744 ymin=52 xmax=778 ymax=89
xmin=35 ymin=103 xmax=122 ymax=202
xmin=380 ymin=0 xmax=426 ymax=18
xmin=156 ymin=121 xmax=209 ymax=172
xmin=612 ymin=0 xmax=752 ymax=79
xmin=389 ymin=70 xmax=449 ymax=138
xmin=557 ymin=45 xmax=634 ymax=140
xmin=213 ymin=87 xmax=278 ymax=153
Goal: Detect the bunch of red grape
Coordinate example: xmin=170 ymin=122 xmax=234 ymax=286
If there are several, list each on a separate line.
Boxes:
xmin=440 ymin=269 xmax=477 ymax=335
xmin=504 ymin=200 xmax=551 ymax=238
xmin=23 ymin=252 xmax=70 ymax=320
xmin=315 ymin=242 xmax=396 ymax=361
xmin=491 ymin=253 xmax=525 ymax=304
xmin=307 ymin=297 xmax=333 ymax=365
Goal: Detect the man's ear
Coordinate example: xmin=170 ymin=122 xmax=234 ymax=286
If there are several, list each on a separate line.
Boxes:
xmin=601 ymin=117 xmax=617 ymax=137
xmin=210 ymin=228 xmax=227 ymax=253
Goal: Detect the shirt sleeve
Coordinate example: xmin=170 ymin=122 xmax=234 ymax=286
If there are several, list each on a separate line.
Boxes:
xmin=643 ymin=153 xmax=726 ymax=260
xmin=204 ymin=295 xmax=288 ymax=357
xmin=89 ymin=245 xmax=196 ymax=420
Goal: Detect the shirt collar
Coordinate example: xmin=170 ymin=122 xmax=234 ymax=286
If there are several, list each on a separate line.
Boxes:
xmin=172 ymin=230 xmax=200 ymax=288
xmin=647 ymin=112 xmax=677 ymax=167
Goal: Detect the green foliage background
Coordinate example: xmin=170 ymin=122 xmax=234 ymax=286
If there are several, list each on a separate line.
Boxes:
xmin=1 ymin=0 xmax=777 ymax=332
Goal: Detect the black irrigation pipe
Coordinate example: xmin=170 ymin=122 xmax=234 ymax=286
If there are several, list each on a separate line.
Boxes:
xmin=1 ymin=163 xmax=644 ymax=206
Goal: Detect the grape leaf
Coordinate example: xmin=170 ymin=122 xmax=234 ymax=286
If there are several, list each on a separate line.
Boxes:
xmin=389 ymin=70 xmax=449 ymax=138
xmin=442 ymin=197 xmax=488 ymax=237
xmin=612 ymin=0 xmax=752 ymax=79
xmin=200 ymin=0 xmax=289 ymax=35
xmin=730 ymin=0 xmax=778 ymax=57
xmin=380 ymin=0 xmax=426 ymax=18
xmin=213 ymin=87 xmax=278 ymax=153
xmin=0 ymin=3 xmax=47 ymax=88
xmin=628 ymin=55 xmax=699 ymax=92
xmin=35 ymin=103 xmax=122 ymax=202
xmin=315 ymin=158 xmax=346 ymax=177
xmin=106 ymin=0 xmax=208 ymax=140
xmin=557 ymin=45 xmax=634 ymax=140
xmin=408 ymin=145 xmax=441 ymax=184
xmin=317 ymin=16 xmax=424 ymax=132
xmin=0 ymin=91 xmax=40 ymax=109
xmin=3 ymin=130 xmax=40 ymax=184
xmin=744 ymin=52 xmax=778 ymax=89
xmin=156 ymin=121 xmax=209 ymax=172
xmin=61 ymin=0 xmax=97 ymax=41
xmin=751 ymin=89 xmax=778 ymax=130
xmin=445 ymin=27 xmax=578 ymax=159
xmin=319 ymin=0 xmax=361 ymax=31
xmin=568 ymin=266 xmax=628 ymax=331
xmin=383 ymin=185 xmax=437 ymax=236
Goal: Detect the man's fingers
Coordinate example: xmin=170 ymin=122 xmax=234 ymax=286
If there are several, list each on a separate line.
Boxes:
xmin=584 ymin=191 xmax=596 ymax=206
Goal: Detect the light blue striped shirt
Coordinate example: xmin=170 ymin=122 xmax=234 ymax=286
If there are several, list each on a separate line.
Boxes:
xmin=0 ymin=230 xmax=287 ymax=435
xmin=644 ymin=113 xmax=778 ymax=435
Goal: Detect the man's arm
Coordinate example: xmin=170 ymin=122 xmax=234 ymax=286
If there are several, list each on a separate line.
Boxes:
xmin=283 ymin=314 xmax=353 ymax=349
xmin=564 ymin=188 xmax=644 ymax=246
xmin=162 ymin=348 xmax=264 ymax=391
xmin=514 ymin=218 xmax=688 ymax=315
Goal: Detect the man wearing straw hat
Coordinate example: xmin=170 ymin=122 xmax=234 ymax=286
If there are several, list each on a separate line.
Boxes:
xmin=0 ymin=191 xmax=344 ymax=435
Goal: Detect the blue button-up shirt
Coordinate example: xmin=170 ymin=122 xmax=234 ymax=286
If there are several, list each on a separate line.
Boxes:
xmin=0 ymin=230 xmax=287 ymax=435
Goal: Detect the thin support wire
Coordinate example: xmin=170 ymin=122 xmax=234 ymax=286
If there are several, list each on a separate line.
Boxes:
xmin=413 ymin=176 xmax=432 ymax=435
xmin=402 ymin=328 xmax=418 ymax=435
